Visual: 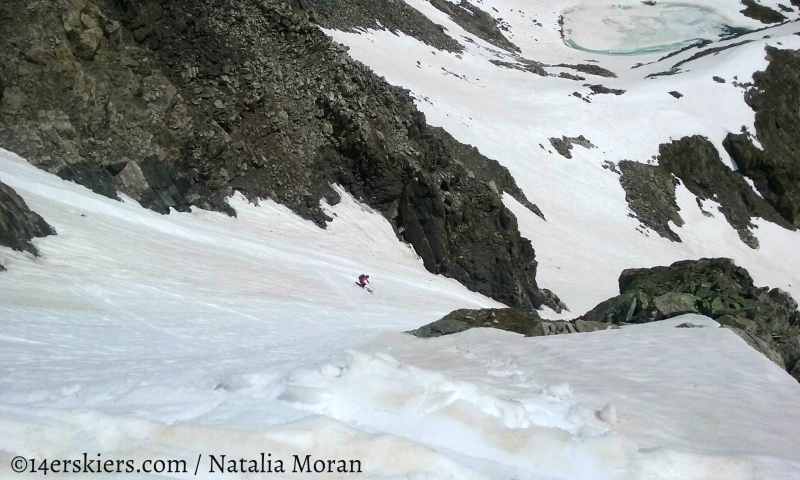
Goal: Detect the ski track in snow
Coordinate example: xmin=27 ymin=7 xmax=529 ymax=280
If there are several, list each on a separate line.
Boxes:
xmin=3 ymin=0 xmax=800 ymax=477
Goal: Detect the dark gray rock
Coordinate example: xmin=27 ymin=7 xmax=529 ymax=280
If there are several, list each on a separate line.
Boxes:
xmin=555 ymin=63 xmax=616 ymax=78
xmin=540 ymin=288 xmax=568 ymax=313
xmin=0 ymin=180 xmax=56 ymax=268
xmin=490 ymin=59 xmax=548 ymax=77
xmin=723 ymin=47 xmax=800 ymax=229
xmin=305 ymin=0 xmax=464 ymax=53
xmin=576 ymin=258 xmax=800 ymax=380
xmin=668 ymin=91 xmax=683 ymax=98
xmin=657 ymin=39 xmax=712 ymax=62
xmin=646 ymin=41 xmax=754 ymax=78
xmin=586 ymin=84 xmax=625 ymax=95
xmin=740 ymin=0 xmax=786 ymax=23
xmin=660 ymin=136 xmax=793 ymax=248
xmin=0 ymin=0 xmax=555 ymax=312
xmin=429 ymin=0 xmax=519 ymax=52
xmin=548 ymin=135 xmax=595 ymax=159
xmin=56 ymin=162 xmax=120 ymax=201
xmin=558 ymin=72 xmax=585 ymax=81
xmin=618 ymin=160 xmax=684 ymax=242
xmin=619 ymin=136 xmax=793 ymax=248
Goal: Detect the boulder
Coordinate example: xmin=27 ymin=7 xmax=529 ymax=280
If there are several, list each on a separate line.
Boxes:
xmin=114 ymin=161 xmax=149 ymax=199
xmin=0 ymin=181 xmax=56 ymax=264
xmin=653 ymin=292 xmax=698 ymax=318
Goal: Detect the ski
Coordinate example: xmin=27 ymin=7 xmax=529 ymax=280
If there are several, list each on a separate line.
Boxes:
xmin=354 ymin=282 xmax=374 ymax=294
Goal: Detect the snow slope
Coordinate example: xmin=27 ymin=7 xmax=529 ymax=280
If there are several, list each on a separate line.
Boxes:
xmin=3 ymin=147 xmax=800 ymax=478
xmin=4 ymin=0 xmax=800 ymax=477
xmin=324 ymin=0 xmax=800 ymax=314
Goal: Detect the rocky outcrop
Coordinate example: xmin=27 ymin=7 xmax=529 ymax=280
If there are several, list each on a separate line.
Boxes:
xmin=618 ymin=136 xmax=793 ymax=248
xmin=723 ymin=47 xmax=800 ymax=229
xmin=618 ymin=160 xmax=684 ymax=242
xmin=586 ymin=84 xmax=625 ymax=95
xmin=409 ymin=307 xmax=613 ymax=338
xmin=490 ymin=59 xmax=548 ymax=77
xmin=740 ymin=0 xmax=786 ymax=23
xmin=646 ymin=41 xmax=754 ymax=78
xmin=306 ymin=0 xmax=463 ymax=53
xmin=548 ymin=135 xmax=595 ymax=159
xmin=0 ymin=0 xmax=554 ymax=311
xmin=429 ymin=0 xmax=519 ymax=53
xmin=577 ymin=258 xmax=800 ymax=380
xmin=555 ymin=63 xmax=616 ymax=78
xmin=0 ymin=0 xmax=224 ymax=214
xmin=0 ymin=180 xmax=56 ymax=269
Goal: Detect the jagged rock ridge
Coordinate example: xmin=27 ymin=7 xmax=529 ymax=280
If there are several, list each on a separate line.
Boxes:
xmin=618 ymin=136 xmax=793 ymax=248
xmin=724 ymin=46 xmax=800 ymax=229
xmin=0 ymin=0 xmax=559 ymax=311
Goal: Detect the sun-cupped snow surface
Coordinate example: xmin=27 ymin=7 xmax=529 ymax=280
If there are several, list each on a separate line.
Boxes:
xmin=3 ymin=148 xmax=800 ymax=479
xmin=324 ymin=0 xmax=800 ymax=314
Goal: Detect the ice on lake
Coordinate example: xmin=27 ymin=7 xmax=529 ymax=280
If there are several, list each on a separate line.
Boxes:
xmin=562 ymin=2 xmax=747 ymax=55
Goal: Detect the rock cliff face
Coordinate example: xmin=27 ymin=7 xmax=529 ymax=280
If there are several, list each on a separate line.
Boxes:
xmin=0 ymin=180 xmax=56 ymax=270
xmin=618 ymin=161 xmax=683 ymax=242
xmin=619 ymin=136 xmax=793 ymax=248
xmin=724 ymin=47 xmax=800 ymax=229
xmin=577 ymin=258 xmax=800 ymax=381
xmin=306 ymin=0 xmax=464 ymax=53
xmin=0 ymin=0 xmax=558 ymax=311
xmin=739 ymin=0 xmax=786 ymax=23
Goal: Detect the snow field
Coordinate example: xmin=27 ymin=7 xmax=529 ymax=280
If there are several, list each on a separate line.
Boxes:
xmin=3 ymin=0 xmax=800 ymax=476
xmin=324 ymin=1 xmax=800 ymax=314
xmin=2 ymin=149 xmax=800 ymax=478
xmin=0 ymin=147 xmax=497 ymax=426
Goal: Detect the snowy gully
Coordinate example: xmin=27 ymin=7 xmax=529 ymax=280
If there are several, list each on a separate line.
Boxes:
xmin=208 ymin=453 xmax=363 ymax=474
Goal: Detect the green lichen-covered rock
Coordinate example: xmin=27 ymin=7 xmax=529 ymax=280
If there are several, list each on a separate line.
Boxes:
xmin=653 ymin=292 xmax=698 ymax=318
xmin=577 ymin=258 xmax=800 ymax=381
xmin=409 ymin=308 xmax=613 ymax=338
xmin=410 ymin=308 xmax=540 ymax=338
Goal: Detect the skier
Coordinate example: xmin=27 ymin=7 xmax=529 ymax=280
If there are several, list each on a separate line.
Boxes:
xmin=357 ymin=274 xmax=370 ymax=288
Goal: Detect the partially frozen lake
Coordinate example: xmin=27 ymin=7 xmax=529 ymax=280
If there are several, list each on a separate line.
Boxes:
xmin=562 ymin=3 xmax=746 ymax=54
